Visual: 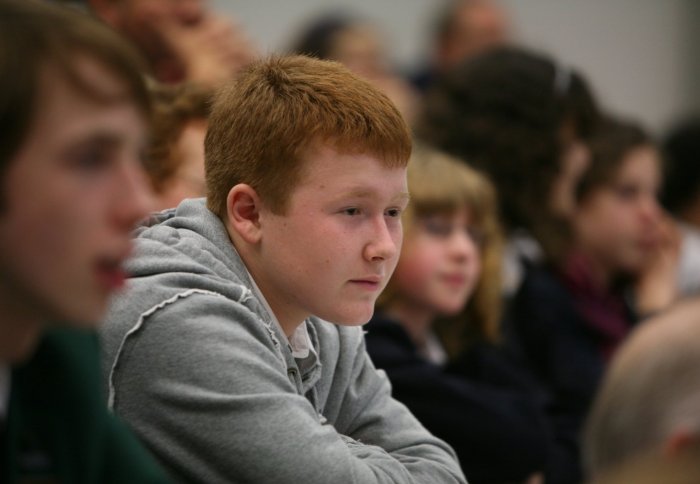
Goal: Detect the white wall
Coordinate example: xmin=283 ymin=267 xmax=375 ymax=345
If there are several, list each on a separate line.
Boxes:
xmin=215 ymin=0 xmax=699 ymax=134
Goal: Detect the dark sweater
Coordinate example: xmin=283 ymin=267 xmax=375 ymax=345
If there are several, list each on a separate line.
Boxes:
xmin=503 ymin=260 xmax=638 ymax=484
xmin=365 ymin=313 xmax=550 ymax=484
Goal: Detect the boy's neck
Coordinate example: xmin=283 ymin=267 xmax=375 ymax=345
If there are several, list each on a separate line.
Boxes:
xmin=225 ymin=221 xmax=307 ymax=338
xmin=237 ymin=254 xmax=306 ymax=339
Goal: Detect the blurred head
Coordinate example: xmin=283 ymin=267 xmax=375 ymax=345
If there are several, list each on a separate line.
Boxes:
xmin=205 ymin=55 xmax=411 ymax=218
xmin=89 ymin=0 xmax=206 ymax=65
xmin=0 ymin=0 xmax=153 ymax=360
xmin=379 ymin=145 xmax=503 ymax=347
xmin=419 ymin=46 xmax=600 ymax=260
xmin=573 ymin=118 xmax=662 ymax=278
xmin=290 ymin=12 xmax=388 ymax=81
xmin=144 ymin=81 xmax=211 ymax=210
xmin=433 ymin=0 xmax=510 ymax=71
xmin=584 ymin=297 xmax=700 ymax=479
xmin=660 ymin=117 xmax=700 ymax=226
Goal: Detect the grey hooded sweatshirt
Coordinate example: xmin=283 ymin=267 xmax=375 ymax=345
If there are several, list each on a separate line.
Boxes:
xmin=101 ymin=199 xmax=466 ymax=484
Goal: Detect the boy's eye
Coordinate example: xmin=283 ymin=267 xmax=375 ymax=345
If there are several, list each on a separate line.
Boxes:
xmin=342 ymin=207 xmax=361 ymax=216
xmin=65 ymin=136 xmax=119 ymax=174
xmin=75 ymin=147 xmax=110 ymax=171
xmin=385 ymin=208 xmax=402 ymax=218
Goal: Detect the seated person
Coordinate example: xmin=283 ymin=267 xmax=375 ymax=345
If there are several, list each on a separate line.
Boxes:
xmin=365 ymin=146 xmax=550 ymax=483
xmin=0 ymin=0 xmax=167 ymax=481
xmin=100 ymin=55 xmax=466 ymax=483
xmin=506 ymin=117 xmax=677 ymax=482
xmin=144 ymin=81 xmax=212 ymax=210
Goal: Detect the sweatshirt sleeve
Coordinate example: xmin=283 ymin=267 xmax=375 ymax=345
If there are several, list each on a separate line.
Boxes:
xmin=326 ymin=328 xmax=466 ymax=484
xmin=105 ymin=292 xmax=466 ymax=484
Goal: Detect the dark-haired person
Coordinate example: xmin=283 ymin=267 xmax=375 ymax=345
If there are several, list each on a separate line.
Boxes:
xmin=0 ymin=0 xmax=168 ymax=481
xmin=508 ymin=117 xmax=677 ymax=482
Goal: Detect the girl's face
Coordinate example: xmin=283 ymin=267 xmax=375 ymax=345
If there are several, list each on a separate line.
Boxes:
xmin=573 ymin=145 xmax=663 ymax=277
xmin=391 ymin=208 xmax=482 ymax=317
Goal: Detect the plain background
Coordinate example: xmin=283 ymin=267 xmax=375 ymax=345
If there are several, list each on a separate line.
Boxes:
xmin=215 ymin=0 xmax=700 ymax=135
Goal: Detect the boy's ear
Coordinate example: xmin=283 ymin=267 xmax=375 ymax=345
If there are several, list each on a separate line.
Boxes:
xmin=226 ymin=184 xmax=262 ymax=244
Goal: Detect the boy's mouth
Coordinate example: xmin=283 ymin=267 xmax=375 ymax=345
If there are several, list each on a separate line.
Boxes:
xmin=349 ymin=276 xmax=383 ymax=291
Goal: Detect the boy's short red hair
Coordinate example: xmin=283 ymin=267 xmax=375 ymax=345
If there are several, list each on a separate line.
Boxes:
xmin=205 ymin=55 xmax=412 ymax=217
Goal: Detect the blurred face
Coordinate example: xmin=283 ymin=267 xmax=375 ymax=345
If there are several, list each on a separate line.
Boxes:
xmin=441 ymin=0 xmax=509 ymax=69
xmin=155 ymin=119 xmax=206 ymax=210
xmin=0 ymin=58 xmax=153 ymax=335
xmin=104 ymin=0 xmax=206 ymax=62
xmin=331 ymin=25 xmax=386 ymax=80
xmin=252 ymin=145 xmax=409 ymax=334
xmin=573 ymin=146 xmax=662 ymax=277
xmin=391 ymin=209 xmax=482 ymax=317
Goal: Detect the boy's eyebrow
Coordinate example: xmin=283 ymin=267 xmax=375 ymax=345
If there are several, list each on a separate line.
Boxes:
xmin=335 ymin=187 xmax=410 ymax=204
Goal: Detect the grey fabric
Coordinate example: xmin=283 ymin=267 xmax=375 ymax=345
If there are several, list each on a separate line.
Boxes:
xmin=101 ymin=198 xmax=466 ymax=484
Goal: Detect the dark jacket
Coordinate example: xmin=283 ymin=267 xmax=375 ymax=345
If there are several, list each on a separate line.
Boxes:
xmin=503 ymin=260 xmax=638 ymax=484
xmin=365 ymin=312 xmax=550 ymax=484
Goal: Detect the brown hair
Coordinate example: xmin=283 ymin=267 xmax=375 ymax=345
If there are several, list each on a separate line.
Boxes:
xmin=0 ymin=0 xmax=150 ymax=179
xmin=379 ymin=144 xmax=504 ymax=354
xmin=418 ymin=46 xmax=600 ymax=263
xmin=205 ymin=55 xmax=412 ymax=217
xmin=576 ymin=117 xmax=653 ymax=202
xmin=144 ymin=81 xmax=212 ymax=193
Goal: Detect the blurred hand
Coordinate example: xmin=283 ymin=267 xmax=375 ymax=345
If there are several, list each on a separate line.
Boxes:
xmin=635 ymin=213 xmax=681 ymax=316
xmin=524 ymin=472 xmax=544 ymax=484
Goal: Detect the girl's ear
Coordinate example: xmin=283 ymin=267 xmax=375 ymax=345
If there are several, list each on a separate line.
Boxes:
xmin=225 ymin=184 xmax=262 ymax=244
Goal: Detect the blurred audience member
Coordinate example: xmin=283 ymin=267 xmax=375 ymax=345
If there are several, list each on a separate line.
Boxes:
xmin=366 ymin=145 xmax=550 ymax=483
xmin=418 ymin=46 xmax=600 ymax=296
xmin=290 ymin=11 xmax=419 ymax=124
xmin=0 ymin=0 xmax=167 ymax=481
xmin=507 ymin=117 xmax=677 ymax=482
xmin=661 ymin=117 xmax=700 ymax=296
xmin=584 ymin=297 xmax=700 ymax=481
xmin=412 ymin=0 xmax=510 ymax=92
xmin=87 ymin=0 xmax=256 ymax=86
xmin=144 ymin=81 xmax=211 ymax=211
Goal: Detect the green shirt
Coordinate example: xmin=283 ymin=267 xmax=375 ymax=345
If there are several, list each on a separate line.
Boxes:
xmin=2 ymin=328 xmax=170 ymax=483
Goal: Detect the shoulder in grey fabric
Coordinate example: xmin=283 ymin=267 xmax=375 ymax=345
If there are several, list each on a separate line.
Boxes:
xmin=100 ymin=198 xmax=466 ymax=484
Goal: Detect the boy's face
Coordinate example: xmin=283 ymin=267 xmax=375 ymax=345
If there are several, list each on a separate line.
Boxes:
xmin=391 ymin=208 xmax=482 ymax=317
xmin=253 ymin=145 xmax=409 ymax=333
xmin=0 ymin=57 xmax=153 ymax=330
xmin=574 ymin=145 xmax=662 ymax=275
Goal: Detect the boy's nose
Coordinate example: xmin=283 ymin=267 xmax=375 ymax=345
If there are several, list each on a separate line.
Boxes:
xmin=364 ymin=218 xmax=399 ymax=262
xmin=114 ymin=161 xmax=155 ymax=230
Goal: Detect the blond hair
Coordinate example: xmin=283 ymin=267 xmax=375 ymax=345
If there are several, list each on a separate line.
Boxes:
xmin=380 ymin=144 xmax=503 ymax=356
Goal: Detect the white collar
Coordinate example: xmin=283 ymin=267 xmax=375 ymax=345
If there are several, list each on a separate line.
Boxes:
xmin=421 ymin=331 xmax=448 ymax=366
